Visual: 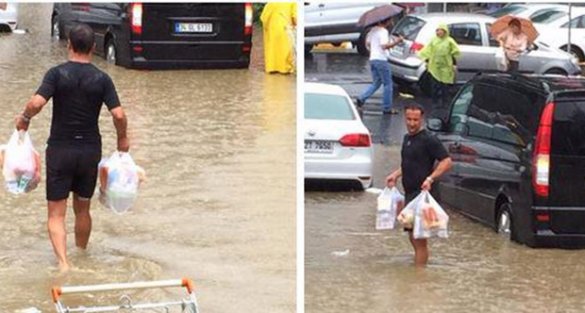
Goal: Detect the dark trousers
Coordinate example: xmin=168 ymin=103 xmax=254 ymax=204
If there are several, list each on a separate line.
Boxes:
xmin=431 ymin=75 xmax=452 ymax=121
xmin=507 ymin=60 xmax=519 ymax=73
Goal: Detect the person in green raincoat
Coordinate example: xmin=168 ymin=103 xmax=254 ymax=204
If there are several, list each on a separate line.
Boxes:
xmin=418 ymin=24 xmax=460 ymax=117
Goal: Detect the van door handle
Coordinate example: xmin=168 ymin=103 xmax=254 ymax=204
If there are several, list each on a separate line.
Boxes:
xmin=318 ymin=4 xmax=325 ymax=8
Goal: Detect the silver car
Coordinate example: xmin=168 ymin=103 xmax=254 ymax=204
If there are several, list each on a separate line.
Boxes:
xmin=0 ymin=3 xmax=18 ymax=32
xmin=388 ymin=13 xmax=582 ymax=94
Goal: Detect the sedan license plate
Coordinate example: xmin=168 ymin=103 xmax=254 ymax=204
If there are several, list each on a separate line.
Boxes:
xmin=305 ymin=140 xmax=333 ymax=154
xmin=391 ymin=44 xmax=404 ymax=56
xmin=174 ymin=22 xmax=213 ymax=33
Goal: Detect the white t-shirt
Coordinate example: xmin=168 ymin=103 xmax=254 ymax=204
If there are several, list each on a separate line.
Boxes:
xmin=367 ymin=26 xmax=390 ymax=61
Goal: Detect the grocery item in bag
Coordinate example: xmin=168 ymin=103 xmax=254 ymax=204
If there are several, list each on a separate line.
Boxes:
xmin=98 ymin=152 xmax=145 ymax=214
xmin=412 ymin=191 xmax=449 ymax=239
xmin=376 ymin=187 xmax=404 ymax=230
xmin=2 ymin=130 xmax=41 ymax=194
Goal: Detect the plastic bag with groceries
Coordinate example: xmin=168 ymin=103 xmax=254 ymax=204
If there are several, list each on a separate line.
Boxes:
xmin=397 ymin=190 xmax=449 ymax=239
xmin=1 ymin=130 xmax=41 ymax=194
xmin=98 ymin=151 xmax=145 ymax=215
xmin=376 ymin=187 xmax=404 ymax=230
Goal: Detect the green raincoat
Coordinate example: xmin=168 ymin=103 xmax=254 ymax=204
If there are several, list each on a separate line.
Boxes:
xmin=418 ymin=24 xmax=461 ymax=84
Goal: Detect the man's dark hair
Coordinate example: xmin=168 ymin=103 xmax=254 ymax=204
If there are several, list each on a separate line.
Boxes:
xmin=404 ymin=103 xmax=425 ymax=115
xmin=69 ymin=24 xmax=95 ymax=54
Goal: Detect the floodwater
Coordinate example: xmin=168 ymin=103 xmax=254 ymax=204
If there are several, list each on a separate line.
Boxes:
xmin=305 ymin=52 xmax=585 ymax=313
xmin=0 ymin=4 xmax=295 ymax=313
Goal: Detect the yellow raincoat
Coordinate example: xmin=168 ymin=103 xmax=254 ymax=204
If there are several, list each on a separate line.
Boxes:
xmin=418 ymin=24 xmax=460 ymax=84
xmin=260 ymin=3 xmax=297 ymax=74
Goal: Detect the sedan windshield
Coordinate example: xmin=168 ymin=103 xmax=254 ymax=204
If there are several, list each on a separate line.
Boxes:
xmin=305 ymin=93 xmax=355 ymax=120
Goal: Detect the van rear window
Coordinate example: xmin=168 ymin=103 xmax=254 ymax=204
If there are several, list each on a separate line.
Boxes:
xmin=552 ymin=101 xmax=585 ymax=156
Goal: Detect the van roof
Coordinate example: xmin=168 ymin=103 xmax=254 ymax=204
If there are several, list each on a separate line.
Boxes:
xmin=473 ymin=73 xmax=585 ymax=96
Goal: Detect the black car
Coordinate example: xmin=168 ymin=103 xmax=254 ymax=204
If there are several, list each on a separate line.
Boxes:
xmin=429 ymin=73 xmax=585 ymax=248
xmin=51 ymin=3 xmax=253 ymax=69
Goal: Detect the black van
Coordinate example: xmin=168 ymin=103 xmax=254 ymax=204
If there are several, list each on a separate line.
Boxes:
xmin=428 ymin=73 xmax=585 ymax=248
xmin=51 ymin=3 xmax=253 ymax=69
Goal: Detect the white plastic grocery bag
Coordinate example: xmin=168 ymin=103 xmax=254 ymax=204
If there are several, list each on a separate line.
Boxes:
xmin=98 ymin=151 xmax=143 ymax=215
xmin=495 ymin=48 xmax=508 ymax=72
xmin=412 ymin=191 xmax=449 ymax=239
xmin=2 ymin=130 xmax=40 ymax=194
xmin=376 ymin=187 xmax=404 ymax=230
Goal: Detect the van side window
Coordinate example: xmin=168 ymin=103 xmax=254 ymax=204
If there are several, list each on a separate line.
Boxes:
xmin=448 ymin=23 xmax=482 ymax=46
xmin=466 ymin=84 xmax=538 ymax=146
xmin=448 ymin=84 xmax=473 ymax=133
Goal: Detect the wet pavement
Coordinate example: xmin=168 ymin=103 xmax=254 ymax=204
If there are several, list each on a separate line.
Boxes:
xmin=1 ymin=4 xmax=295 ymax=312
xmin=305 ymin=50 xmax=585 ymax=313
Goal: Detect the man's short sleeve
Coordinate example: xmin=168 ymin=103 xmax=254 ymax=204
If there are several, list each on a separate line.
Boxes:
xmin=36 ymin=68 xmax=58 ymax=100
xmin=103 ymin=74 xmax=121 ymax=110
xmin=427 ymin=133 xmax=449 ymax=161
xmin=379 ymin=28 xmax=389 ymax=45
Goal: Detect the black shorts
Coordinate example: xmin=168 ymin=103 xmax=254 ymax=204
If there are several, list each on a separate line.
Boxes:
xmin=403 ymin=190 xmax=422 ymax=232
xmin=46 ymin=144 xmax=101 ymax=201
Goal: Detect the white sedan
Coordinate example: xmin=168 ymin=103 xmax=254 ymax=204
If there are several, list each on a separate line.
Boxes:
xmin=534 ymin=7 xmax=585 ymax=62
xmin=304 ymin=83 xmax=373 ymax=190
xmin=0 ymin=3 xmax=18 ymax=32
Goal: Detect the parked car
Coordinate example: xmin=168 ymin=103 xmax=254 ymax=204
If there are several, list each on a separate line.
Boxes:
xmin=388 ymin=13 xmax=581 ymax=95
xmin=304 ymin=82 xmax=373 ymax=190
xmin=428 ymin=73 xmax=585 ymax=248
xmin=51 ymin=3 xmax=253 ymax=69
xmin=0 ymin=3 xmax=18 ymax=32
xmin=534 ymin=7 xmax=585 ymax=62
xmin=304 ymin=2 xmax=392 ymax=56
xmin=488 ymin=3 xmax=568 ymax=20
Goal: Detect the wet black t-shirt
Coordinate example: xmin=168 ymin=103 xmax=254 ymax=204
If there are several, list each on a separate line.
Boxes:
xmin=401 ymin=129 xmax=449 ymax=194
xmin=36 ymin=61 xmax=120 ymax=146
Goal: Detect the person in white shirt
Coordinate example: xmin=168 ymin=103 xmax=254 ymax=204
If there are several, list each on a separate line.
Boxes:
xmin=355 ymin=18 xmax=403 ymax=114
xmin=497 ymin=18 xmax=528 ymax=73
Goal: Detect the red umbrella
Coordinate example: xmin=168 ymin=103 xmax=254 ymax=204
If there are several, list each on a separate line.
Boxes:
xmin=490 ymin=15 xmax=539 ymax=43
xmin=357 ymin=4 xmax=404 ymax=28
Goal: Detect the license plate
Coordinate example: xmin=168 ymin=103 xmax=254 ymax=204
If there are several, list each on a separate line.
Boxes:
xmin=305 ymin=140 xmax=333 ymax=154
xmin=391 ymin=44 xmax=404 ymax=56
xmin=174 ymin=22 xmax=213 ymax=33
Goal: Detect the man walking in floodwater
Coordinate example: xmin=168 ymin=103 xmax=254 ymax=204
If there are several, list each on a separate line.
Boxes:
xmin=15 ymin=24 xmax=129 ymax=272
xmin=386 ymin=104 xmax=452 ymax=266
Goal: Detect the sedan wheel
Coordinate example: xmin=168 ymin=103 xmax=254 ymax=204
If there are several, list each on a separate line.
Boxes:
xmin=106 ymin=41 xmax=116 ymax=64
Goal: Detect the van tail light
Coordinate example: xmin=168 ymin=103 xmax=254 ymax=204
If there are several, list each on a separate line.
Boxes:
xmin=339 ymin=134 xmax=371 ymax=147
xmin=532 ymin=102 xmax=554 ymax=198
xmin=130 ymin=3 xmax=143 ymax=35
xmin=410 ymin=42 xmax=424 ymax=53
xmin=244 ymin=3 xmax=253 ymax=36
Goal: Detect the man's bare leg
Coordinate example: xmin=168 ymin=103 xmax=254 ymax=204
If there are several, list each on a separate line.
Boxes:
xmin=409 ymin=232 xmax=429 ymax=266
xmin=48 ymin=199 xmax=69 ymax=272
xmin=73 ymin=194 xmax=92 ymax=249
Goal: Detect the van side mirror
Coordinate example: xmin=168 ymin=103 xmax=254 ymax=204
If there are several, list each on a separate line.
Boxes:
xmin=427 ymin=118 xmax=445 ymax=131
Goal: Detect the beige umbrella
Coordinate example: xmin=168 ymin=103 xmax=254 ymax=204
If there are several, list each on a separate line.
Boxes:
xmin=490 ymin=15 xmax=539 ymax=43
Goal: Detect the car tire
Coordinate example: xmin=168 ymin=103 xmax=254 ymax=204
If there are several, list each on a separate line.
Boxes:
xmin=418 ymin=71 xmax=433 ymax=97
xmin=357 ymin=31 xmax=369 ymax=57
xmin=561 ymin=45 xmax=585 ymax=63
xmin=544 ymin=68 xmax=568 ymax=76
xmin=105 ymin=39 xmax=117 ymax=65
xmin=51 ymin=15 xmax=62 ymax=40
xmin=497 ymin=202 xmax=513 ymax=241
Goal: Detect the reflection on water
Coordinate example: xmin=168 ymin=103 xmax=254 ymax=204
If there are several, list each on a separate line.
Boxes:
xmin=1 ymin=4 xmax=295 ymax=313
xmin=306 ymin=145 xmax=585 ymax=313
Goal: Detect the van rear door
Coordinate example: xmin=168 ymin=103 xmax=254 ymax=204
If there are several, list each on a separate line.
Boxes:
xmin=138 ymin=3 xmax=249 ymax=61
xmin=548 ymin=95 xmax=585 ymax=233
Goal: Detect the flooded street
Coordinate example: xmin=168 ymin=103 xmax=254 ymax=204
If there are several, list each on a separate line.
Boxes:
xmin=1 ymin=4 xmax=295 ymax=312
xmin=305 ymin=50 xmax=585 ymax=313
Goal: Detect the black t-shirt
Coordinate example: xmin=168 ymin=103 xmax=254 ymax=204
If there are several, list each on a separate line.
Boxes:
xmin=401 ymin=129 xmax=449 ymax=194
xmin=36 ymin=61 xmax=120 ymax=146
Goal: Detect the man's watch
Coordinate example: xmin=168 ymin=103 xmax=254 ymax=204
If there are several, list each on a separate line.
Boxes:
xmin=425 ymin=176 xmax=434 ymax=183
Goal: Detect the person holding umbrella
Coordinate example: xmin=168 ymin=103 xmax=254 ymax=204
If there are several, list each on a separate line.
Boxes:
xmin=418 ymin=24 xmax=460 ymax=119
xmin=491 ymin=16 xmax=538 ymax=73
xmin=355 ymin=5 xmax=404 ymax=114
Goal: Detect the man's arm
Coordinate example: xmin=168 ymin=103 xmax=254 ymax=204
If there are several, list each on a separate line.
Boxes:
xmin=386 ymin=168 xmax=402 ymax=187
xmin=110 ymin=106 xmax=129 ymax=152
xmin=421 ymin=157 xmax=453 ymax=191
xmin=382 ymin=36 xmax=403 ymax=50
xmin=15 ymin=94 xmax=48 ymax=131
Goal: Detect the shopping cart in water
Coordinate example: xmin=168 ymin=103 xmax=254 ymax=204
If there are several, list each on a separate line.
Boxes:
xmin=51 ymin=278 xmax=199 ymax=313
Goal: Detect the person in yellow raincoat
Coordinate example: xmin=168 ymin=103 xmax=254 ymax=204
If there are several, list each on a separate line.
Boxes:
xmin=260 ymin=3 xmax=297 ymax=74
xmin=418 ymin=24 xmax=460 ymax=118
